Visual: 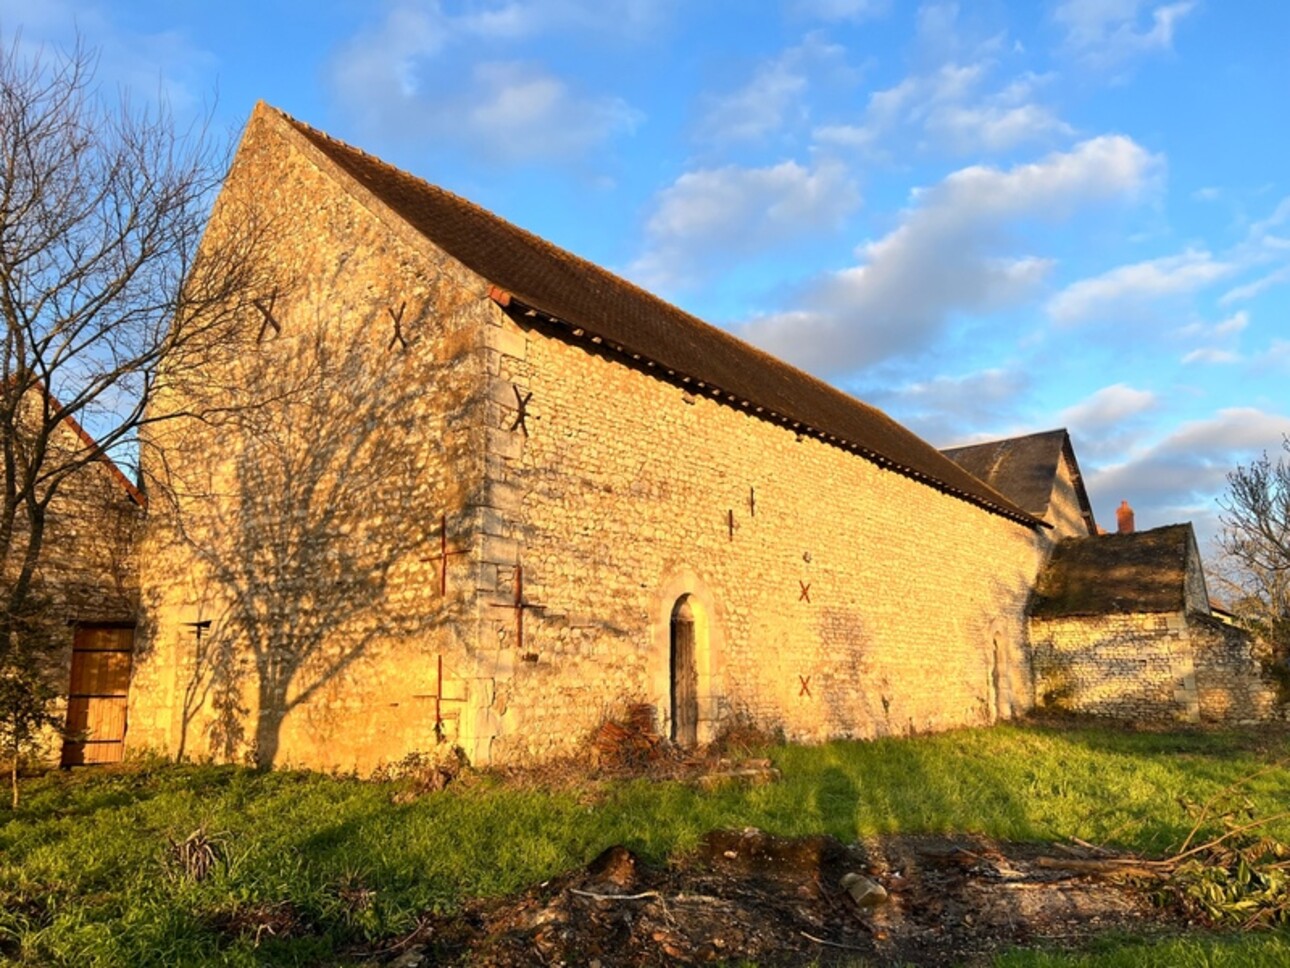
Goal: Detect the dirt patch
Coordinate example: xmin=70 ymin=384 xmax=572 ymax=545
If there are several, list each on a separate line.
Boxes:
xmin=366 ymin=829 xmax=1184 ymax=966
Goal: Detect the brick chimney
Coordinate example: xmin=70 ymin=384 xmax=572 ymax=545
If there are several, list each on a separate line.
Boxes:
xmin=1116 ymin=500 xmax=1135 ymax=534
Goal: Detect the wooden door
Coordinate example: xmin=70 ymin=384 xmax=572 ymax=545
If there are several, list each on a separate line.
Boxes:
xmin=671 ymin=600 xmax=698 ymax=747
xmin=61 ymin=625 xmax=134 ymax=766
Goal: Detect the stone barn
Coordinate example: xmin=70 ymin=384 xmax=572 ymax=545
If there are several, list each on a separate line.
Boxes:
xmin=109 ymin=103 xmax=1283 ymax=774
xmin=942 ymin=429 xmax=1097 ymax=539
xmin=121 ymin=103 xmax=1064 ymax=772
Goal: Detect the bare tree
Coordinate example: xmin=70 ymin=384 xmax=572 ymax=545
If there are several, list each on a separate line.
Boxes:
xmin=1215 ymin=438 xmax=1290 ymax=663
xmin=0 ymin=34 xmax=271 ymax=796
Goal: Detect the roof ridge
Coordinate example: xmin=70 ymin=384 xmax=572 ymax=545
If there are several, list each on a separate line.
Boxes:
xmin=942 ymin=427 xmax=1068 ymax=453
xmin=270 ymin=107 xmax=871 ymax=403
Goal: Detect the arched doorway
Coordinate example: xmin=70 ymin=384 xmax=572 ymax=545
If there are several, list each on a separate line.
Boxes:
xmin=671 ymin=597 xmax=698 ymax=746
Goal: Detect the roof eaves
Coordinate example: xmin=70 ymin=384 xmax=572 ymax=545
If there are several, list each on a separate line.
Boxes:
xmin=490 ymin=287 xmax=1047 ymax=531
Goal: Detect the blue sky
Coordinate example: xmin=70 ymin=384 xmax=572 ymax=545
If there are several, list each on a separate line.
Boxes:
xmin=6 ymin=1 xmax=1289 ymax=550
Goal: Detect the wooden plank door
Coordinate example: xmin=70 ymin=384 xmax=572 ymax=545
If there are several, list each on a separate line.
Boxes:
xmin=671 ymin=602 xmax=698 ymax=747
xmin=61 ymin=625 xmax=134 ymax=766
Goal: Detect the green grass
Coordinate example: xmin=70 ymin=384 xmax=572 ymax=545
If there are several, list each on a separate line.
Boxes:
xmin=2 ymin=723 xmax=1289 ymax=966
xmin=996 ymin=931 xmax=1290 ymax=967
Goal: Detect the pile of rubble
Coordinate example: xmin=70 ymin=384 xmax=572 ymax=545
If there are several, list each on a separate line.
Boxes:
xmin=371 ymin=828 xmax=1179 ymax=966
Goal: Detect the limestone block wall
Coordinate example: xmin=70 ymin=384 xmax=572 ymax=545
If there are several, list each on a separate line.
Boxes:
xmin=33 ymin=425 xmax=140 ymax=626
xmin=1190 ymin=615 xmax=1283 ymax=723
xmin=473 ymin=310 xmax=1050 ymax=762
xmin=1030 ymin=612 xmax=1197 ymax=722
xmin=1031 ymin=609 xmax=1285 ymax=724
xmin=1045 ymin=452 xmax=1091 ymax=538
xmin=129 ymin=112 xmax=493 ymax=773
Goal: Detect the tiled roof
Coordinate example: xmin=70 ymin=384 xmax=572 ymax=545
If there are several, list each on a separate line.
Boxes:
xmin=270 ymin=104 xmax=1039 ymax=528
xmin=1029 ymin=524 xmax=1195 ymax=618
xmin=942 ymin=428 xmax=1094 ymax=531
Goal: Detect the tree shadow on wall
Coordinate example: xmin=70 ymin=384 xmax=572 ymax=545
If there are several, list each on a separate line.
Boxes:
xmin=151 ymin=315 xmax=475 ymax=768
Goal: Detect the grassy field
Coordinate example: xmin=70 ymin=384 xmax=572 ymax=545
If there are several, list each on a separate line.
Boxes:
xmin=2 ymin=722 xmax=1289 ymax=966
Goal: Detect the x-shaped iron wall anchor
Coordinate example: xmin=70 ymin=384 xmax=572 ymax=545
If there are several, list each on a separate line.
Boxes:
xmin=254 ymin=295 xmax=280 ymax=343
xmin=799 ymin=581 xmax=812 ymax=603
xmin=799 ymin=675 xmax=812 ymax=698
xmin=510 ymin=385 xmax=533 ymax=436
xmin=387 ymin=302 xmax=408 ymax=351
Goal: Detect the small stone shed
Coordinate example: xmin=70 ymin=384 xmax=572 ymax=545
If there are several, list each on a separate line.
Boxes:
xmin=22 ymin=405 xmax=143 ymax=766
xmin=1028 ymin=524 xmax=1280 ymax=724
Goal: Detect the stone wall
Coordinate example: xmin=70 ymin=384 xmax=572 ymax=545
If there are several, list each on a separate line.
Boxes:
xmin=1191 ymin=615 xmax=1284 ymax=723
xmin=474 ymin=308 xmax=1051 ymax=762
xmin=28 ymin=419 xmax=141 ymax=766
xmin=1031 ymin=611 xmax=1195 ymax=722
xmin=1031 ymin=609 xmax=1284 ymax=724
xmin=128 ymin=108 xmax=493 ymax=773
xmin=1045 ymin=450 xmax=1091 ymax=538
xmin=34 ymin=420 xmax=140 ymax=627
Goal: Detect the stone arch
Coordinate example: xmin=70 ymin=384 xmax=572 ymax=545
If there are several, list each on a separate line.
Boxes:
xmin=650 ymin=567 xmax=724 ymax=744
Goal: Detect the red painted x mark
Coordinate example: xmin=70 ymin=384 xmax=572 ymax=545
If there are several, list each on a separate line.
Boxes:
xmin=798 ymin=581 xmax=811 ymax=603
xmin=799 ymin=675 xmax=812 ymax=697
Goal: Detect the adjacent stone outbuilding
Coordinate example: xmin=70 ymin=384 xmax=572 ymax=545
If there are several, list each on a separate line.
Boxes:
xmin=20 ymin=405 xmax=143 ymax=766
xmin=1029 ymin=524 xmax=1281 ymax=724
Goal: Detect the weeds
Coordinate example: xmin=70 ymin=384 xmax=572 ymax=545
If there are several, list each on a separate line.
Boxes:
xmin=164 ymin=826 xmax=227 ymax=883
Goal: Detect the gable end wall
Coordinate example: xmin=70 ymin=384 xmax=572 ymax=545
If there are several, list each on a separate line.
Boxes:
xmin=128 ymin=111 xmax=496 ymax=772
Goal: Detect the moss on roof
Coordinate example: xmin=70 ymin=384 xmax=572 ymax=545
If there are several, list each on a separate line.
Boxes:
xmin=1029 ymin=524 xmax=1195 ymax=618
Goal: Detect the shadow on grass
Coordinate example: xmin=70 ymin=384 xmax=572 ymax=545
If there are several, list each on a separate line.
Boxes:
xmin=8 ymin=761 xmax=247 ymax=827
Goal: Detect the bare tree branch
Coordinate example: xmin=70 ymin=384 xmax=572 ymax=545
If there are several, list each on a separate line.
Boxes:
xmin=0 ymin=31 xmax=276 ymax=801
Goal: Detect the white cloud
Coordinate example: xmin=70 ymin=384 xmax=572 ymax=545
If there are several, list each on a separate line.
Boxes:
xmin=929 ymin=101 xmax=1074 ymax=154
xmin=1214 ymin=310 xmax=1249 ymax=336
xmin=1266 ymin=340 xmax=1290 ymax=370
xmin=697 ymin=33 xmax=848 ymax=144
xmin=813 ymin=63 xmax=1071 ymax=157
xmin=329 ymin=2 xmax=646 ymax=161
xmin=467 ymin=62 xmax=641 ymax=160
xmin=1054 ymin=0 xmax=1197 ymax=68
xmin=1059 ymin=384 xmax=1158 ymax=432
xmin=1181 ymin=348 xmax=1240 ymax=365
xmin=791 ymin=0 xmax=890 ymax=22
xmin=1086 ymin=407 xmax=1290 ymax=538
xmin=742 ymin=135 xmax=1159 ymax=375
xmin=870 ymin=367 xmax=1032 ymax=446
xmin=1220 ymin=264 xmax=1290 ymax=305
xmin=630 ymin=160 xmax=860 ymax=290
xmin=1047 ymin=250 xmax=1235 ymax=325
